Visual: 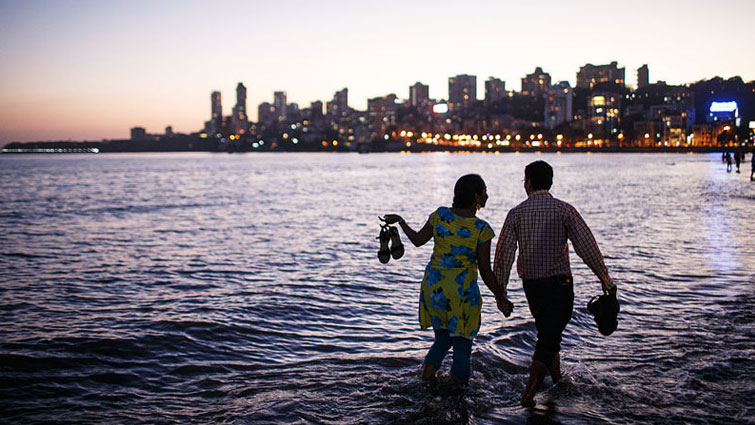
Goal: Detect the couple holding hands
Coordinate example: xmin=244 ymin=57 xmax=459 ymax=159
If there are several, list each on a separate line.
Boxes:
xmin=381 ymin=160 xmax=617 ymax=407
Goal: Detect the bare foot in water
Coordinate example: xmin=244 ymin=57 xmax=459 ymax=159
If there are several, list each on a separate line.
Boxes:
xmin=421 ymin=363 xmax=437 ymax=381
xmin=520 ymin=359 xmax=548 ymax=407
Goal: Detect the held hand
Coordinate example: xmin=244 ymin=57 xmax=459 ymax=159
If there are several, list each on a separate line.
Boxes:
xmin=496 ymin=296 xmax=514 ymax=318
xmin=603 ymin=280 xmax=617 ymax=296
xmin=381 ymin=214 xmax=402 ymax=225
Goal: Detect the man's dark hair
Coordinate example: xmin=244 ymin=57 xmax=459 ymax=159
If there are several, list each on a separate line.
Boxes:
xmin=525 ymin=161 xmax=553 ymax=190
xmin=452 ymin=174 xmax=486 ymax=208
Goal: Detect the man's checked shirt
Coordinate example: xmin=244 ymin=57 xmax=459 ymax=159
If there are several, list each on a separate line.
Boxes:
xmin=493 ymin=190 xmax=613 ymax=295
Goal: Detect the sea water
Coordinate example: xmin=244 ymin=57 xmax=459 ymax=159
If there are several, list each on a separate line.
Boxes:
xmin=0 ymin=152 xmax=753 ymax=424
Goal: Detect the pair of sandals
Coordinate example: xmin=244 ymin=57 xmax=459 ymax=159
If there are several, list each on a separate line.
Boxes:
xmin=587 ymin=289 xmax=619 ymax=336
xmin=377 ymin=223 xmax=404 ymax=264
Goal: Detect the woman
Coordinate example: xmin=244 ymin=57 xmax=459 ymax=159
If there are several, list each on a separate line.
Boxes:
xmin=383 ymin=174 xmax=513 ymax=384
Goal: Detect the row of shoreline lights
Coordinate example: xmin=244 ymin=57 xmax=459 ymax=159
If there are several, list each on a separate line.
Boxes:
xmin=395 ymin=131 xmax=587 ymax=148
xmin=393 ymin=130 xmax=700 ymax=148
xmin=241 ymin=129 xmax=714 ymax=149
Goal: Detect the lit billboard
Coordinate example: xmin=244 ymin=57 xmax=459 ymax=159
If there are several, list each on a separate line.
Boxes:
xmin=433 ymin=103 xmax=449 ymax=114
xmin=709 ymin=101 xmax=738 ymax=113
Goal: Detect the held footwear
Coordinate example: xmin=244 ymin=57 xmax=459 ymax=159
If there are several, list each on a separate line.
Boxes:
xmin=587 ymin=291 xmax=620 ymax=336
xmin=377 ymin=224 xmax=391 ymax=264
xmin=387 ymin=226 xmax=404 ymax=260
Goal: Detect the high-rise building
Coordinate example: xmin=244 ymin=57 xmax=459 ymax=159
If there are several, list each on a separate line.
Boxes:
xmin=368 ymin=94 xmax=398 ymax=139
xmin=209 ymin=91 xmax=223 ymax=135
xmin=231 ymin=82 xmax=248 ymax=134
xmin=273 ymin=91 xmax=287 ymax=122
xmin=310 ymin=101 xmax=324 ymax=119
xmin=588 ymin=92 xmax=621 ymax=135
xmin=577 ymin=61 xmax=625 ymax=89
xmin=130 ymin=127 xmax=147 ymax=140
xmin=334 ymin=88 xmax=348 ymax=110
xmin=637 ymin=64 xmax=649 ymax=89
xmin=287 ymin=102 xmax=301 ymax=123
xmin=326 ymin=88 xmax=349 ymax=117
xmin=258 ymin=102 xmax=277 ymax=126
xmin=484 ymin=77 xmax=506 ymax=106
xmin=521 ymin=67 xmax=551 ymax=97
xmin=410 ymin=82 xmax=429 ymax=108
xmin=544 ymin=81 xmax=573 ymax=129
xmin=448 ymin=74 xmax=476 ymax=112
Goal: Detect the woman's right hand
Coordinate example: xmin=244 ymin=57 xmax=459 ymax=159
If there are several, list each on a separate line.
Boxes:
xmin=381 ymin=214 xmax=402 ymax=225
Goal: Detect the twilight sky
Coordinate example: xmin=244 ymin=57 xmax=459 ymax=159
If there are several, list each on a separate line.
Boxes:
xmin=1 ymin=0 xmax=754 ymax=143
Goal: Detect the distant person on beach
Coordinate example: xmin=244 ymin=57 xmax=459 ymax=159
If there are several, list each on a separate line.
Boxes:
xmin=493 ymin=160 xmax=616 ymax=407
xmin=726 ymin=152 xmax=732 ymax=173
xmin=382 ymin=174 xmax=513 ymax=385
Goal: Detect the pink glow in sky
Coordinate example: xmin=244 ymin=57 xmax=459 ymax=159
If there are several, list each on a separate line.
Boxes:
xmin=1 ymin=0 xmax=754 ymax=143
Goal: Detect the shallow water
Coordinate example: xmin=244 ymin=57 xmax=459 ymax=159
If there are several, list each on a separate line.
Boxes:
xmin=0 ymin=152 xmax=753 ymax=424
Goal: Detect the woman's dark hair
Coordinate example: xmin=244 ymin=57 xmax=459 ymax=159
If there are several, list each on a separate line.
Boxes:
xmin=452 ymin=174 xmax=486 ymax=208
xmin=524 ymin=160 xmax=553 ymax=190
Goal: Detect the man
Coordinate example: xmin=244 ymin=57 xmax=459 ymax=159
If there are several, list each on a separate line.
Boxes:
xmin=493 ymin=160 xmax=617 ymax=407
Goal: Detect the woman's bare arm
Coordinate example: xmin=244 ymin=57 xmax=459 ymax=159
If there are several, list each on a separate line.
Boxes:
xmin=382 ymin=214 xmax=432 ymax=247
xmin=477 ymin=240 xmax=513 ymax=317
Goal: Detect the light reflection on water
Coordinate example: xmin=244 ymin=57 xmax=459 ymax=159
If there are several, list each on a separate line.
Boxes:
xmin=0 ymin=152 xmax=753 ymax=424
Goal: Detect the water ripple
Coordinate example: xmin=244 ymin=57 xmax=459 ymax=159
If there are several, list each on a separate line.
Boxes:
xmin=1 ymin=152 xmax=753 ymax=424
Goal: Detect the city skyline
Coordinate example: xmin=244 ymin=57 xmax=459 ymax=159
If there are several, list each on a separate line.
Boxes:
xmin=1 ymin=0 xmax=754 ymax=143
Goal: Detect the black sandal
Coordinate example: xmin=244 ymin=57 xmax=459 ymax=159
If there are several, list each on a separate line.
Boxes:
xmin=388 ymin=226 xmax=404 ymax=259
xmin=377 ymin=224 xmax=391 ymax=264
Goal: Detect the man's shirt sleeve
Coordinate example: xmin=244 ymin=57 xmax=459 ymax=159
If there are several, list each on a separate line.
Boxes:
xmin=493 ymin=209 xmax=518 ymax=296
xmin=566 ymin=205 xmax=613 ymax=287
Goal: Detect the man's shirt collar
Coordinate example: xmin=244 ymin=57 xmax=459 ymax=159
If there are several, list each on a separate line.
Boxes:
xmin=528 ymin=189 xmax=552 ymax=198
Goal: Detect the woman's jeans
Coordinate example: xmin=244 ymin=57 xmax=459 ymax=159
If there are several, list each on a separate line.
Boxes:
xmin=424 ymin=329 xmax=473 ymax=381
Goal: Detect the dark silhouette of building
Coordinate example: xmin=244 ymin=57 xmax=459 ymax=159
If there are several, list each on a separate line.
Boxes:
xmin=258 ymin=102 xmax=277 ymax=127
xmin=327 ymin=88 xmax=349 ymax=117
xmin=485 ymin=77 xmax=506 ymax=106
xmin=310 ymin=100 xmax=324 ymax=120
xmin=588 ymin=92 xmax=622 ymax=138
xmin=410 ymin=82 xmax=430 ymax=108
xmin=368 ymin=94 xmax=399 ymax=140
xmin=204 ymin=91 xmax=223 ymax=136
xmin=230 ymin=83 xmax=248 ymax=135
xmin=274 ymin=91 xmax=287 ymax=122
xmin=521 ymin=67 xmax=551 ymax=97
xmin=638 ymin=65 xmax=649 ymax=89
xmin=449 ymin=74 xmax=477 ymax=112
xmin=545 ymin=81 xmax=573 ymax=129
xmin=577 ymin=62 xmax=625 ymax=89
xmin=130 ymin=127 xmax=147 ymax=140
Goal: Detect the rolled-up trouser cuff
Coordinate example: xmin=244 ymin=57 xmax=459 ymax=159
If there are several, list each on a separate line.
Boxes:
xmin=533 ymin=348 xmax=556 ymax=365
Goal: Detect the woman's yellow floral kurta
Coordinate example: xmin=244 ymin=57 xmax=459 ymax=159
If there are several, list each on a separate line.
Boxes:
xmin=418 ymin=207 xmax=494 ymax=339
